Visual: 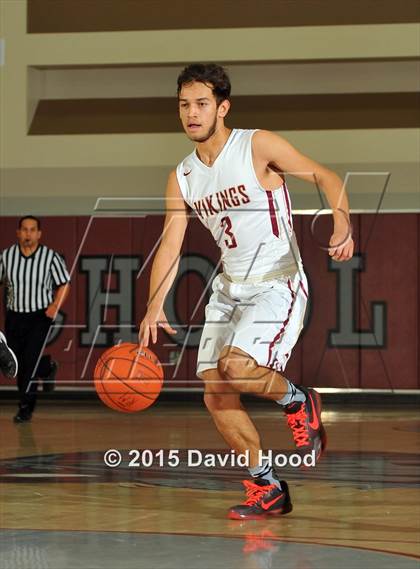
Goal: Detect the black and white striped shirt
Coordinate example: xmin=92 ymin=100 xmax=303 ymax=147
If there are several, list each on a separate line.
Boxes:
xmin=0 ymin=244 xmax=70 ymax=312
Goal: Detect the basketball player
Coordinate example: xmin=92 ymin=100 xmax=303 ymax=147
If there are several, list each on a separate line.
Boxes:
xmin=139 ymin=64 xmax=354 ymax=519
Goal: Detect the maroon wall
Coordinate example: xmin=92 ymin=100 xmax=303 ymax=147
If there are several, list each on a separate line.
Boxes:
xmin=0 ymin=214 xmax=418 ymax=390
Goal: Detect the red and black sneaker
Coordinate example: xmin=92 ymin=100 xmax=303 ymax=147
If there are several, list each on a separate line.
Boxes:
xmin=284 ymin=386 xmax=327 ymax=462
xmin=228 ymin=479 xmax=293 ymax=520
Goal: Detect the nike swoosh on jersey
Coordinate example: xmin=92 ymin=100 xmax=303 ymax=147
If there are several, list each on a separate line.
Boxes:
xmin=261 ymin=493 xmax=284 ymax=510
xmin=183 ymin=170 xmax=192 ymax=176
xmin=308 ymin=394 xmax=320 ymax=430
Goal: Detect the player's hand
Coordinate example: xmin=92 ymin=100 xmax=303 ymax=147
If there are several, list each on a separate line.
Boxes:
xmin=328 ymin=231 xmax=354 ymax=262
xmin=45 ymin=303 xmax=59 ymax=320
xmin=138 ymin=306 xmax=177 ymax=347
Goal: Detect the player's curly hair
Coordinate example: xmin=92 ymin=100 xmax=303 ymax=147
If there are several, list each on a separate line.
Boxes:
xmin=177 ymin=63 xmax=231 ymax=106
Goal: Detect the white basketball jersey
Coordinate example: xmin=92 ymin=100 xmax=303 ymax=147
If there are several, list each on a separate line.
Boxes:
xmin=176 ymin=129 xmax=302 ymax=280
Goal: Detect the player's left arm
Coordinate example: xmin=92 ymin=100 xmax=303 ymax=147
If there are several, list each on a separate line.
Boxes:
xmin=253 ymin=130 xmax=354 ymax=262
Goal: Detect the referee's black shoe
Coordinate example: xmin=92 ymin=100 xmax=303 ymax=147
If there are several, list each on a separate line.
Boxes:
xmin=0 ymin=331 xmax=18 ymax=378
xmin=13 ymin=406 xmax=32 ymax=424
xmin=43 ymin=360 xmax=58 ymax=393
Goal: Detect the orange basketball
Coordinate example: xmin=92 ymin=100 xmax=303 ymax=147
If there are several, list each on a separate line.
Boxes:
xmin=94 ymin=343 xmax=164 ymax=413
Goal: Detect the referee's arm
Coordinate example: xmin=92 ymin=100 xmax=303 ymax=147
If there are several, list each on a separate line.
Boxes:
xmin=46 ymin=283 xmax=70 ymax=320
xmin=45 ymin=252 xmax=71 ymax=320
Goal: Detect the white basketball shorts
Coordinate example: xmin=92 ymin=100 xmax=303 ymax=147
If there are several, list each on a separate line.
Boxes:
xmin=196 ymin=269 xmax=308 ymax=378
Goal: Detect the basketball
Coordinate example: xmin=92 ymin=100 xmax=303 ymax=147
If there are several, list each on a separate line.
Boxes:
xmin=93 ymin=343 xmax=164 ymax=413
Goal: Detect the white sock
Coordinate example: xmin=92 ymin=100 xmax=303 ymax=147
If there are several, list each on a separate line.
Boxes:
xmin=276 ymin=380 xmax=306 ymax=406
xmin=249 ymin=461 xmax=282 ymax=489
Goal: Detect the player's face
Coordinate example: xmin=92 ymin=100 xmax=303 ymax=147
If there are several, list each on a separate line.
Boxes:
xmin=17 ymin=220 xmax=41 ymax=248
xmin=178 ymin=81 xmax=227 ymax=143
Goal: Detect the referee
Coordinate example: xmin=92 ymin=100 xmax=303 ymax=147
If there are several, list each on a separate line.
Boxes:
xmin=0 ymin=215 xmax=70 ymax=423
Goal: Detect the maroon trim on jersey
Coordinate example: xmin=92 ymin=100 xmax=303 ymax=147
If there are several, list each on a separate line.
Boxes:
xmin=282 ymin=184 xmax=292 ymax=230
xmin=266 ymin=279 xmax=296 ymax=367
xmin=266 ymin=191 xmax=280 ymax=237
xmin=300 ymin=279 xmax=308 ymax=298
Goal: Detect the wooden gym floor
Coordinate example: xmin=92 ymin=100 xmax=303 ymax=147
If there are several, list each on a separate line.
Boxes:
xmin=0 ymin=399 xmax=419 ymax=568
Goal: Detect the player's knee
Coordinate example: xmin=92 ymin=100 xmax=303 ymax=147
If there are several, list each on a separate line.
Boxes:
xmin=203 ymin=392 xmax=223 ymax=413
xmin=201 ymin=370 xmax=229 ymax=412
xmin=204 ymin=391 xmax=241 ymax=414
xmin=217 ymin=353 xmax=253 ymax=387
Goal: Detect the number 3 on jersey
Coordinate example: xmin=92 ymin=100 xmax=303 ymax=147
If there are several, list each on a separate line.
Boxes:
xmin=220 ymin=216 xmax=238 ymax=249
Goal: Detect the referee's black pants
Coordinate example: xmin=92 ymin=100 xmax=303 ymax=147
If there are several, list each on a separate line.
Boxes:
xmin=5 ymin=310 xmax=53 ymax=414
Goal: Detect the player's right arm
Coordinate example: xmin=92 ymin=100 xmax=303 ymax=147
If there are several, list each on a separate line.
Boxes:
xmin=138 ymin=171 xmax=189 ymax=347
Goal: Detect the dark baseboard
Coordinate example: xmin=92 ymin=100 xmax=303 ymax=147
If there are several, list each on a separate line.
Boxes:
xmin=1 ymin=389 xmax=419 ymax=408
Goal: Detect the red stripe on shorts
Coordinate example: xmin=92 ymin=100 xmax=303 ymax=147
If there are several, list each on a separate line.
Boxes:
xmin=266 ymin=279 xmax=296 ymax=367
xmin=280 ymin=352 xmax=290 ymax=373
